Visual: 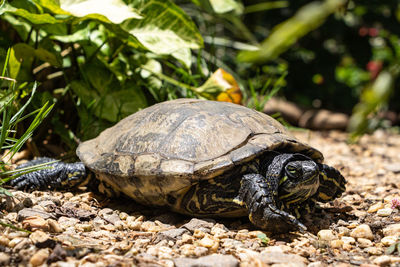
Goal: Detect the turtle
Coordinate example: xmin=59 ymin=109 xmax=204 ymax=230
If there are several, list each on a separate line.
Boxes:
xmin=10 ymin=98 xmax=346 ymax=232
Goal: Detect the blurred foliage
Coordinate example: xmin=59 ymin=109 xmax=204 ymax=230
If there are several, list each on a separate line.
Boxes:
xmin=0 ymin=0 xmax=399 ymax=152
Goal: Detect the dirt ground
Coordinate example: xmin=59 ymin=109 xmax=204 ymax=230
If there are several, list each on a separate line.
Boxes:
xmin=1 ymin=130 xmax=400 ymax=266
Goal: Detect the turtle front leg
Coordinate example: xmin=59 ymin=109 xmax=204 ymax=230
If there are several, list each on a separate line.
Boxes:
xmin=315 ymin=164 xmax=346 ymax=203
xmin=9 ymin=157 xmax=91 ymax=190
xmin=236 ymin=173 xmax=307 ymax=233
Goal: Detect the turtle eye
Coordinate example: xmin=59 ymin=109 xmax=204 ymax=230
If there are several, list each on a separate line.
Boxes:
xmin=286 ymin=164 xmax=302 ymax=179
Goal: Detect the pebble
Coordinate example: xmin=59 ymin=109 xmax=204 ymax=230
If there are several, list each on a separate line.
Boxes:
xmin=0 ymin=236 xmax=10 ymax=246
xmin=18 ymin=208 xmax=55 ymax=221
xmin=377 ymin=208 xmax=392 ymax=217
xmin=372 ymin=255 xmax=391 ymax=266
xmin=365 ymin=247 xmax=383 ymax=255
xmin=317 ymin=229 xmax=336 ymax=241
xmin=174 ymin=254 xmax=239 ymax=267
xmin=350 ymin=224 xmax=374 ymax=240
xmin=341 ymin=236 xmax=356 ymax=244
xmin=22 ymin=216 xmax=50 ymax=231
xmin=381 ymin=236 xmax=397 ymax=246
xmin=368 ymin=202 xmax=385 ymax=213
xmin=357 ymin=238 xmax=373 ymax=248
xmin=30 ymin=248 xmax=50 ymax=267
xmin=259 ymin=251 xmax=307 ymax=267
xmin=383 ymin=224 xmax=400 ymax=237
xmin=30 ymin=230 xmax=50 ymax=244
xmin=182 ymin=218 xmax=215 ymax=233
xmin=58 ymin=217 xmax=80 ymax=228
xmin=48 ymin=218 xmax=64 ymax=233
xmin=0 ymin=252 xmax=10 ymax=266
xmin=199 ymin=235 xmax=219 ymax=252
xmin=330 ymin=239 xmax=343 ymax=248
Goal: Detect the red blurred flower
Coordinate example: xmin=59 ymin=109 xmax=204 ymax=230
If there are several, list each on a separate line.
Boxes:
xmin=366 ymin=60 xmax=383 ymax=79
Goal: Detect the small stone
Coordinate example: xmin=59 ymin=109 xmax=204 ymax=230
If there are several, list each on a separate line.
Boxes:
xmin=0 ymin=252 xmax=10 ymax=266
xmin=182 ymin=218 xmax=215 ymax=233
xmin=350 ymin=224 xmax=374 ymax=240
xmin=30 ymin=230 xmax=49 ymax=243
xmin=29 ymin=248 xmax=50 ymax=267
xmin=18 ymin=208 xmax=55 ymax=221
xmin=307 ymin=262 xmax=327 ymax=267
xmin=381 ymin=236 xmax=397 ymax=246
xmin=330 ymin=240 xmax=343 ymax=248
xmin=259 ymin=251 xmax=307 ymax=267
xmin=368 ymin=202 xmax=385 ymax=213
xmin=194 ymin=246 xmax=208 ymax=257
xmin=357 ymin=238 xmax=373 ymax=248
xmin=157 ymin=228 xmax=189 ymax=242
xmin=365 ymin=247 xmax=383 ymax=255
xmin=22 ymin=216 xmax=50 ymax=231
xmin=174 ymin=254 xmax=239 ymax=267
xmin=338 ymin=227 xmax=350 ymax=236
xmin=383 ymin=224 xmax=400 ymax=237
xmin=119 ymin=212 xmax=128 ymax=220
xmin=126 ymin=217 xmax=141 ymax=230
xmin=63 ymin=192 xmax=74 ymax=199
xmin=384 ymin=163 xmax=400 ymax=173
xmin=377 ymin=208 xmax=392 ymax=217
xmin=180 ymin=244 xmax=195 ymax=257
xmin=342 ymin=243 xmax=353 ymax=251
xmin=373 ymin=255 xmax=391 ymax=266
xmin=199 ymin=235 xmax=217 ymax=248
xmin=48 ymin=219 xmax=64 ymax=233
xmin=0 ymin=236 xmax=10 ymax=246
xmin=341 ymin=236 xmax=356 ymax=244
xmin=75 ymin=223 xmax=93 ymax=232
xmin=318 ymin=229 xmax=336 ymax=241
xmin=8 ymin=237 xmax=24 ymax=248
xmin=58 ymin=217 xmax=80 ymax=228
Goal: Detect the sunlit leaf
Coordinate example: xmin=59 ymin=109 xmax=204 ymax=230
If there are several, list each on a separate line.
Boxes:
xmin=171 ymin=48 xmax=192 ymax=69
xmin=59 ymin=0 xmax=142 ymax=24
xmin=209 ymin=0 xmax=242 ymax=14
xmin=125 ymin=0 xmax=203 ymax=57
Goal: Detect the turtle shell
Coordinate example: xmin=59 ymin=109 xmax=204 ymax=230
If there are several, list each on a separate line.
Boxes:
xmin=76 ymin=99 xmax=323 ymax=206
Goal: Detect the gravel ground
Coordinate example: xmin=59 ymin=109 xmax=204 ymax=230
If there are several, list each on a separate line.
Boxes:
xmin=1 ymin=130 xmax=400 ymax=267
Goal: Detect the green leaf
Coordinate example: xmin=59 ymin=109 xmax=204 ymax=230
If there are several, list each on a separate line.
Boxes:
xmin=8 ymin=47 xmax=22 ymax=79
xmin=3 ymin=3 xmax=60 ymax=24
xmin=171 ymin=48 xmax=192 ymax=69
xmin=35 ymin=48 xmax=62 ymax=67
xmin=237 ymin=0 xmax=345 ymax=63
xmin=125 ymin=0 xmax=203 ymax=57
xmin=59 ymin=0 xmax=142 ymax=24
xmin=209 ymin=0 xmax=242 ymax=14
xmin=82 ymin=60 xmax=114 ymax=94
xmin=13 ymin=43 xmax=61 ymax=68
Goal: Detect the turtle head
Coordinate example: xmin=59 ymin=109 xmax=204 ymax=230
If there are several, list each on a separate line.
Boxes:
xmin=276 ymin=156 xmax=320 ymax=207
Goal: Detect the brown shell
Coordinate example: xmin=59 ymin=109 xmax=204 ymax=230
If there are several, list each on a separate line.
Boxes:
xmin=76 ymin=99 xmax=323 ymax=205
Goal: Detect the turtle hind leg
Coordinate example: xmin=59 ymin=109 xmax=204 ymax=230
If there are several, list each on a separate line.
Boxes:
xmin=9 ymin=157 xmax=90 ymax=191
xmin=236 ymin=173 xmax=306 ymax=233
xmin=315 ymin=164 xmax=346 ymax=203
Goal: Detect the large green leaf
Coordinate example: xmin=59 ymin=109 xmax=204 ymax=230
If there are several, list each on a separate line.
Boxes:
xmin=70 ymin=80 xmax=147 ymax=123
xmin=59 ymin=0 xmax=142 ymax=24
xmin=125 ymin=0 xmax=203 ymax=56
xmin=3 ymin=3 xmax=59 ymax=24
